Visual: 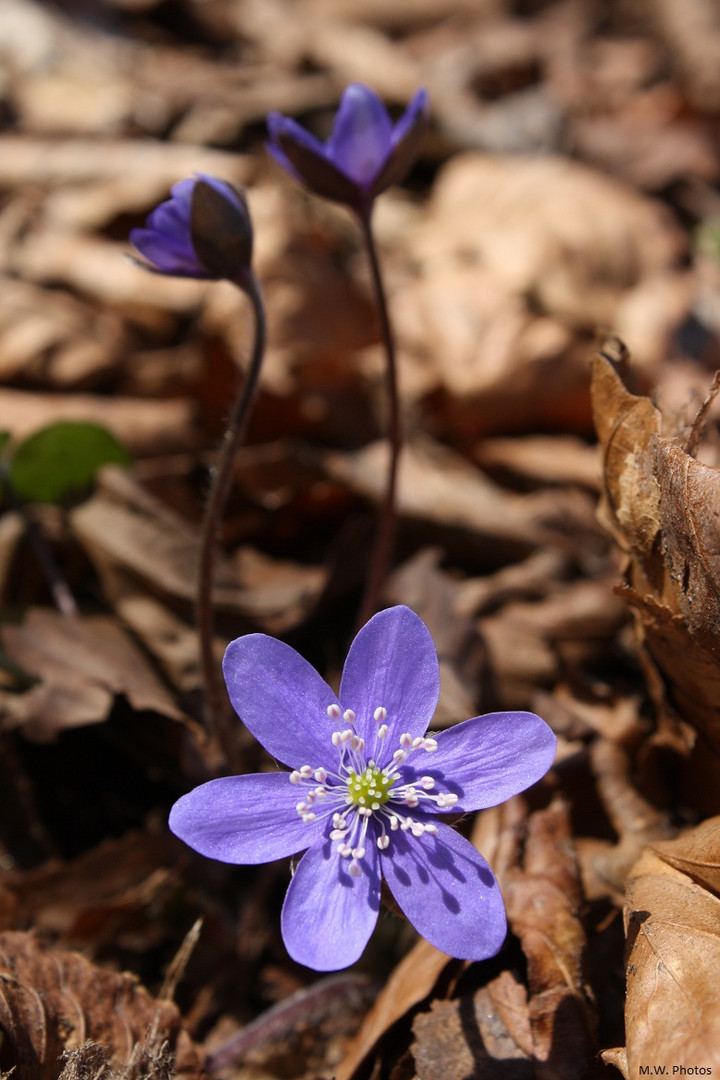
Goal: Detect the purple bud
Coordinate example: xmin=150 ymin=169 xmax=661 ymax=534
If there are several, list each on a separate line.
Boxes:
xmin=130 ymin=174 xmax=253 ymax=285
xmin=267 ymin=84 xmax=428 ymax=214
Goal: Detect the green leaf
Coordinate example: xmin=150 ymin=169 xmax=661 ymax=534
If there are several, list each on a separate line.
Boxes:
xmin=8 ymin=421 xmax=132 ymax=504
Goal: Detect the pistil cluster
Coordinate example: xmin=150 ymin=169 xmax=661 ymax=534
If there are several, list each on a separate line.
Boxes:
xmin=289 ymin=703 xmax=458 ymax=877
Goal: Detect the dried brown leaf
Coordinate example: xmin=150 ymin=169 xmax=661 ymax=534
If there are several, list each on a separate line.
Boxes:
xmin=504 ymin=800 xmax=596 ymax=1078
xmin=335 ymin=939 xmax=453 ymax=1080
xmin=623 ymin=820 xmax=720 ymax=1072
xmin=0 ymin=931 xmax=203 ymax=1080
xmin=1 ymin=607 xmax=187 ymax=742
xmin=591 ymin=339 xmax=720 ymax=759
xmin=411 ymin=972 xmax=533 ymax=1080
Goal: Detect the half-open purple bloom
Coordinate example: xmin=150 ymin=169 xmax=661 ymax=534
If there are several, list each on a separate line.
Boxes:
xmin=130 ymin=174 xmax=253 ymax=285
xmin=170 ymin=605 xmax=556 ymax=971
xmin=267 ymin=84 xmax=429 ymax=213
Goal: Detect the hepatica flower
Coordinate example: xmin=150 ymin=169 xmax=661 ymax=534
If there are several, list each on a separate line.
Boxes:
xmin=170 ymin=606 xmax=555 ymax=970
xmin=130 ymin=173 xmax=253 ymax=287
xmin=267 ymin=83 xmax=429 ymax=214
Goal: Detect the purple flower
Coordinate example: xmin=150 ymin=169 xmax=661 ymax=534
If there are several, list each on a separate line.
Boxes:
xmin=130 ymin=174 xmax=253 ymax=285
xmin=169 ymin=606 xmax=556 ymax=971
xmin=267 ymin=83 xmax=429 ymax=213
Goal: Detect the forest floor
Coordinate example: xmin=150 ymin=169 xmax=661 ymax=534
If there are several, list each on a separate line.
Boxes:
xmin=2 ymin=1 xmax=720 ymax=1078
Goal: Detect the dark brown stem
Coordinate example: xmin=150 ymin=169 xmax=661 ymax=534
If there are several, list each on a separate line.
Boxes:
xmin=196 ymin=273 xmax=266 ymax=756
xmin=3 ymin=478 xmax=77 ymax=616
xmin=356 ymin=208 xmax=401 ymax=628
xmin=205 ymin=973 xmax=371 ymax=1073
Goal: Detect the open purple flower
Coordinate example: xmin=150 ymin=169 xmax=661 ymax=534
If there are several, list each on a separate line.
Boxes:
xmin=130 ymin=174 xmax=253 ymax=285
xmin=169 ymin=605 xmax=556 ymax=971
xmin=267 ymin=83 xmax=429 ymax=213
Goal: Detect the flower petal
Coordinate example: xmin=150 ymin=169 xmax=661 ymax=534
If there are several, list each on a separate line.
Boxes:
xmin=129 ymin=229 xmax=206 ymax=276
xmin=370 ymin=87 xmax=429 ymax=199
xmin=281 ymin=836 xmax=381 ymax=970
xmin=169 ymin=772 xmax=324 ymax=864
xmin=414 ymin=711 xmax=556 ymax=813
xmin=326 ymin=83 xmax=392 ymax=187
xmin=222 ymin=634 xmax=340 ymax=768
xmin=382 ymin=820 xmax=507 ymax=960
xmin=267 ymin=113 xmax=362 ymax=207
xmin=339 ymin=606 xmax=440 ymax=763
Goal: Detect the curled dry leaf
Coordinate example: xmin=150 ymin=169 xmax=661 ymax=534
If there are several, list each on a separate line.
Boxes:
xmin=0 ymin=930 xmax=204 ymax=1080
xmin=591 ymin=338 xmax=720 ymax=771
xmin=621 ymin=818 xmax=720 ymax=1073
xmin=503 ymin=799 xmax=597 ymax=1078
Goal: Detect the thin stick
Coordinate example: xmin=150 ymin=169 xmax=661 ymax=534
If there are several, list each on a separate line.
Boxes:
xmin=356 ymin=208 xmax=401 ymax=627
xmin=196 ymin=274 xmax=266 ymax=754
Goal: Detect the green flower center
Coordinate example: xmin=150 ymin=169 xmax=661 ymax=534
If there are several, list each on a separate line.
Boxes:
xmin=346 ymin=766 xmax=395 ymax=809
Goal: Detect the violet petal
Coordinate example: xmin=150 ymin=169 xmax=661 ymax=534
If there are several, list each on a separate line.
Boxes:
xmin=326 ymin=83 xmax=392 ymax=186
xmin=417 ymin=711 xmax=557 ymax=813
xmin=222 ymin=635 xmax=340 ymax=769
xmin=169 ymin=772 xmax=324 ymax=863
xmin=281 ymin=835 xmax=381 ymax=970
xmin=338 ymin=606 xmax=440 ymax=762
xmin=382 ymin=820 xmax=507 ymax=960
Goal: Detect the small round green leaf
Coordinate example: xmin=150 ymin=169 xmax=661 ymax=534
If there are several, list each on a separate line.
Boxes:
xmin=9 ymin=421 xmax=132 ymax=504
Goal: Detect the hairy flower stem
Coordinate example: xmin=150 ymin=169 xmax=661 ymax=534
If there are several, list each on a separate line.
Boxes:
xmin=356 ymin=208 xmax=401 ymax=628
xmin=197 ymin=273 xmax=266 ymax=753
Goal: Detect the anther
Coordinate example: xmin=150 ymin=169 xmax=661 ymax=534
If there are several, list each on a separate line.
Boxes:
xmin=422 ymin=738 xmax=438 ymax=752
xmin=349 ymin=860 xmax=362 ymax=878
xmin=299 ymin=765 xmax=313 ymax=778
xmin=314 ymin=768 xmax=328 ymax=783
xmin=289 ymin=771 xmax=302 ymax=784
xmin=393 ymin=749 xmax=407 ymax=763
xmin=400 ymin=733 xmax=413 ymax=748
xmin=377 ymin=834 xmax=390 ymax=850
xmin=374 ymin=706 xmax=387 ymax=723
xmin=327 ymin=704 xmax=341 ymax=720
xmin=377 ymin=724 xmax=389 ymax=739
xmin=343 ymin=708 xmax=356 ymax=724
xmin=421 ymin=776 xmax=435 ymax=790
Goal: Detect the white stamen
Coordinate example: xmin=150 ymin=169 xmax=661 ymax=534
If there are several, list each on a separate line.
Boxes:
xmin=412 ymin=736 xmax=424 ymax=748
xmin=314 ymin=768 xmax=328 ymax=783
xmin=327 ymin=704 xmax=341 ymax=720
xmin=338 ymin=843 xmax=352 ymax=857
xmin=377 ymin=834 xmax=390 ymax=850
xmin=330 ymin=829 xmax=347 ymax=840
xmin=349 ymin=860 xmax=362 ymax=878
xmin=289 ymin=771 xmax=302 ymax=784
xmin=352 ymin=846 xmax=365 ymax=859
xmin=400 ymin=733 xmax=413 ymax=748
xmin=377 ymin=724 xmax=389 ymax=739
xmin=424 ymin=823 xmax=439 ymax=834
xmin=437 ymin=793 xmax=458 ymax=808
xmin=374 ymin=706 xmax=387 ymax=723
xmin=351 ymin=735 xmax=365 ymax=752
xmin=393 ymin=749 xmax=407 ymax=763
xmin=299 ymin=765 xmax=313 ymax=778
xmin=421 ymin=776 xmax=435 ymax=790
xmin=422 ymin=738 xmax=438 ymax=752
xmin=343 ymin=708 xmax=355 ymax=724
